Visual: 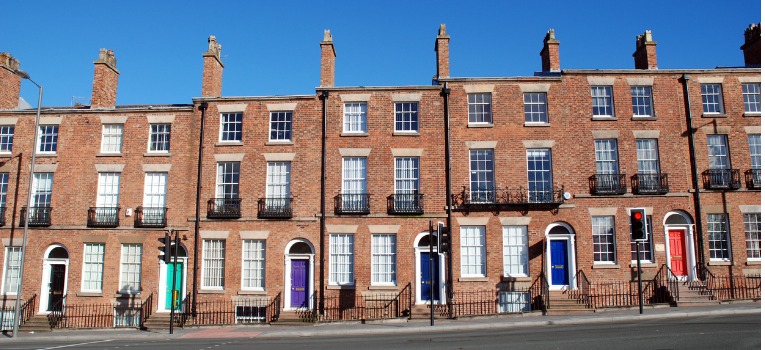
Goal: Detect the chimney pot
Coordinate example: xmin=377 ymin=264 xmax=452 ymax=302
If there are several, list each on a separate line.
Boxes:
xmin=540 ymin=29 xmax=560 ymax=72
xmin=202 ymin=35 xmax=224 ymax=97
xmin=633 ymin=30 xmax=658 ymax=70
xmin=434 ymin=23 xmax=450 ymax=80
xmin=320 ymin=29 xmax=336 ymax=87
xmin=91 ymin=48 xmax=120 ymax=109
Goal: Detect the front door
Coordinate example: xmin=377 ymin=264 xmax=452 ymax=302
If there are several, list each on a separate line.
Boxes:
xmin=550 ymin=240 xmax=569 ymax=285
xmin=669 ymin=229 xmax=687 ymax=276
xmin=165 ymin=262 xmax=184 ymax=310
xmin=48 ymin=264 xmax=66 ymax=311
xmin=420 ymin=252 xmax=440 ymax=301
xmin=290 ymin=260 xmax=308 ymax=308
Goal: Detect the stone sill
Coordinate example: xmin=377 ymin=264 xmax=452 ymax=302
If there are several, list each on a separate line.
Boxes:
xmin=524 ymin=122 xmax=550 ymax=127
xmin=1 ymin=294 xmax=19 ymax=300
xmin=629 ymin=262 xmax=658 ymax=268
xmin=215 ymin=142 xmax=243 ymax=147
xmin=467 ymin=123 xmax=493 ymax=128
xmin=392 ymin=131 xmax=420 ymax=136
xmin=631 ymin=116 xmax=658 ymax=121
xmin=34 ymin=153 xmax=57 ymax=157
xmin=745 ymin=260 xmax=761 ymax=266
xmin=368 ymin=285 xmax=399 ymax=291
xmin=265 ymin=141 xmax=294 ymax=146
xmin=701 ymin=113 xmax=729 ymax=118
xmin=743 ymin=112 xmax=761 ymax=118
xmin=592 ymin=263 xmax=621 ymax=269
xmin=144 ymin=152 xmax=171 ymax=157
xmin=340 ymin=133 xmax=369 ymax=137
xmin=97 ymin=153 xmax=123 ymax=157
xmin=327 ymin=284 xmax=355 ymax=290
xmin=591 ymin=116 xmax=617 ymax=121
xmin=708 ymin=260 xmax=733 ymax=266
xmin=114 ymin=292 xmax=141 ymax=298
xmin=238 ymin=290 xmax=267 ymax=295
xmin=198 ymin=289 xmax=225 ymax=294
xmin=459 ymin=277 xmax=489 ymax=282
xmin=76 ymin=292 xmax=103 ymax=297
xmin=0 ymin=153 xmax=12 ymax=158
xmin=501 ymin=276 xmax=532 ymax=282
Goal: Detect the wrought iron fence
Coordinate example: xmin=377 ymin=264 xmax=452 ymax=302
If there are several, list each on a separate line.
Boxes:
xmin=588 ymin=174 xmax=627 ymax=195
xmin=190 ymin=293 xmax=281 ymax=326
xmin=745 ymin=169 xmax=761 ymax=189
xmin=387 ymin=194 xmax=425 ymax=214
xmin=207 ymin=198 xmax=242 ymax=219
xmin=0 ymin=293 xmax=36 ymax=331
xmin=134 ymin=206 xmax=167 ymax=228
xmin=334 ymin=193 xmax=371 ymax=214
xmin=257 ymin=197 xmax=293 ymax=218
xmin=87 ymin=207 xmax=120 ymax=227
xmin=452 ymin=186 xmax=564 ymax=213
xmin=630 ymin=173 xmax=669 ymax=194
xmin=20 ymin=206 xmax=52 ymax=226
xmin=702 ymin=270 xmax=761 ymax=301
xmin=570 ymin=270 xmax=592 ymax=308
xmin=702 ymin=169 xmax=742 ymax=190
xmin=321 ymin=284 xmax=413 ymax=322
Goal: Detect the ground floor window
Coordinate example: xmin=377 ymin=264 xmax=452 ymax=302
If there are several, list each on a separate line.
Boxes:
xmin=498 ymin=291 xmax=530 ymax=313
xmin=2 ymin=246 xmax=21 ymax=294
xmin=203 ymin=239 xmax=226 ymax=289
xmin=744 ymin=213 xmax=761 ymax=260
xmin=119 ymin=244 xmax=142 ymax=293
xmin=330 ymin=234 xmax=354 ymax=285
xmin=707 ymin=214 xmax=730 ymax=260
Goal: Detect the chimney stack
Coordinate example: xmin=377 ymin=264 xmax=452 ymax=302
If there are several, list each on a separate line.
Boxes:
xmin=202 ymin=36 xmax=224 ymax=97
xmin=540 ymin=29 xmax=560 ymax=72
xmin=91 ymin=49 xmax=119 ymax=109
xmin=741 ymin=23 xmax=761 ymax=67
xmin=320 ymin=30 xmax=336 ymax=87
xmin=0 ymin=52 xmax=21 ymax=109
xmin=435 ymin=24 xmax=450 ymax=80
xmin=633 ymin=30 xmax=658 ymax=70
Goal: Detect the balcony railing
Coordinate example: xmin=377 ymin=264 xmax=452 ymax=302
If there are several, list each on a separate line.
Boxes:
xmin=387 ymin=193 xmax=425 ymax=215
xmin=20 ymin=206 xmax=52 ymax=227
xmin=0 ymin=206 xmax=6 ymax=227
xmin=207 ymin=198 xmax=242 ymax=219
xmin=702 ymin=169 xmax=741 ymax=190
xmin=257 ymin=197 xmax=293 ymax=219
xmin=588 ymin=174 xmax=627 ymax=195
xmin=87 ymin=207 xmax=120 ymax=228
xmin=451 ymin=185 xmax=564 ymax=213
xmin=134 ymin=206 xmax=167 ymax=228
xmin=745 ymin=169 xmax=761 ymax=190
xmin=630 ymin=173 xmax=669 ymax=195
xmin=334 ymin=193 xmax=371 ymax=215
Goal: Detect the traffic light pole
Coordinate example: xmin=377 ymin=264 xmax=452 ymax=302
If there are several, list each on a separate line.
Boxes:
xmin=637 ymin=243 xmax=643 ymax=315
xmin=429 ymin=221 xmax=435 ymax=326
xmin=169 ymin=229 xmax=178 ymax=334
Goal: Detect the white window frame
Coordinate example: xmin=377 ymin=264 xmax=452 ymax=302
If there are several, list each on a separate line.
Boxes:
xmin=219 ymin=112 xmax=243 ymax=142
xmin=749 ymin=134 xmax=762 ymax=170
xmin=143 ymin=172 xmax=167 ymax=208
xmin=707 ymin=135 xmax=731 ymax=170
xmin=344 ymin=102 xmax=368 ymax=133
xmin=701 ymin=84 xmax=724 ymax=114
xmin=0 ymin=125 xmax=15 ymax=154
xmin=469 ymin=149 xmax=495 ymax=203
xmin=100 ymin=124 xmax=123 ymax=154
xmin=502 ymin=226 xmax=529 ymax=277
xmin=371 ymin=234 xmax=397 ymax=286
xmin=148 ymin=123 xmax=171 ymax=153
xmin=329 ymin=234 xmax=354 ymax=286
xmin=592 ymin=216 xmax=616 ymax=264
xmin=216 ymin=162 xmax=240 ymax=199
xmin=119 ymin=243 xmax=142 ymax=294
xmin=37 ymin=125 xmax=59 ymax=154
xmin=460 ymin=226 xmax=486 ymax=277
xmin=526 ymin=149 xmax=553 ymax=203
xmin=202 ymin=239 xmax=226 ymax=289
xmin=96 ymin=172 xmax=120 ymax=208
xmin=630 ymin=86 xmax=654 ymax=117
xmin=31 ymin=173 xmax=53 ymax=208
xmin=591 ymin=86 xmax=614 ymax=117
xmin=394 ymin=102 xmax=419 ymax=132
xmin=394 ymin=157 xmax=419 ymax=194
xmin=0 ymin=172 xmax=8 ymax=208
xmin=636 ymin=139 xmax=661 ymax=175
xmin=742 ymin=83 xmax=761 ymax=114
xmin=1 ymin=246 xmax=21 ymax=295
xmin=266 ymin=162 xmax=291 ymax=199
xmin=468 ymin=93 xmax=492 ymax=124
xmin=342 ymin=157 xmax=367 ymax=195
xmin=744 ymin=213 xmax=761 ymax=261
xmin=269 ymin=111 xmax=292 ymax=142
xmin=523 ymin=92 xmax=548 ymax=124
xmin=241 ymin=239 xmax=266 ymax=291
xmin=594 ymin=139 xmax=619 ymax=174
xmin=81 ymin=243 xmax=105 ymax=293
xmin=707 ymin=214 xmax=731 ymax=261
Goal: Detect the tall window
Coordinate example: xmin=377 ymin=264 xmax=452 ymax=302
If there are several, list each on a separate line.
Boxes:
xmin=742 ymin=83 xmax=761 ymax=113
xmin=707 ymin=135 xmax=731 ymax=170
xmin=330 ymin=234 xmax=354 ymax=285
xmin=101 ymin=124 xmax=123 ymax=153
xmin=371 ymin=234 xmax=396 ymax=285
xmin=96 ymin=172 xmax=120 ymax=208
xmin=216 ymin=162 xmax=240 ymax=199
xmin=269 ymin=111 xmax=292 ymax=141
xmin=119 ymin=244 xmax=142 ymax=293
xmin=468 ymin=93 xmax=492 ymax=124
xmin=143 ymin=172 xmax=167 ymax=208
xmin=748 ymin=134 xmax=761 ymax=170
xmin=242 ymin=239 xmax=265 ymax=290
xmin=591 ymin=86 xmax=614 ymax=117
xmin=631 ymin=215 xmax=654 ymax=262
xmin=460 ymin=226 xmax=486 ymax=277
xmin=524 ymin=92 xmax=548 ymax=123
xmin=636 ymin=139 xmax=660 ymax=175
xmin=2 ymin=246 xmax=21 ymax=294
xmin=37 ymin=125 xmax=59 ymax=154
xmin=344 ymin=102 xmax=368 ymax=133
xmin=502 ymin=226 xmax=529 ymax=277
xmin=82 ymin=243 xmax=105 ymax=292
xmin=0 ymin=173 xmax=8 ymax=209
xmin=469 ymin=149 xmax=495 ymax=202
xmin=592 ymin=216 xmax=616 ymax=263
xmin=707 ymin=214 xmax=730 ymax=260
xmin=0 ymin=125 xmax=13 ymax=153
xmin=394 ymin=102 xmax=418 ymax=132
xmin=394 ymin=157 xmax=419 ymax=194
xmin=342 ymin=157 xmax=367 ymax=196
xmin=630 ymin=86 xmax=654 ymax=117
xmin=266 ymin=162 xmax=291 ymax=199
xmin=31 ymin=173 xmax=53 ymax=208
xmin=202 ymin=239 xmax=225 ymax=289
xmin=148 ymin=124 xmax=171 ymax=153
xmin=594 ymin=139 xmax=619 ymax=174
xmin=527 ymin=149 xmax=553 ymax=202
xmin=220 ymin=112 xmax=243 ymax=142
xmin=701 ymin=84 xmax=724 ymax=114
xmin=744 ymin=213 xmax=761 ymax=260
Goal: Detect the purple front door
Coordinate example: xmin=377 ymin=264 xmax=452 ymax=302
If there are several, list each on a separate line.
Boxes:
xmin=290 ymin=260 xmax=309 ymax=308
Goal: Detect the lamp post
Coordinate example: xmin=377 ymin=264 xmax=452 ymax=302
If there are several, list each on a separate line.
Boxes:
xmin=11 ymin=68 xmax=42 ymax=338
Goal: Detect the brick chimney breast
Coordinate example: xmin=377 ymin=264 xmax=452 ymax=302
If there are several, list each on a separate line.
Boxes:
xmin=202 ymin=35 xmax=224 ymax=97
xmin=434 ymin=24 xmax=450 ymax=80
xmin=320 ymin=29 xmax=336 ymax=88
xmin=741 ymin=23 xmax=761 ymax=67
xmin=540 ymin=29 xmax=560 ymax=72
xmin=0 ymin=52 xmax=21 ymax=109
xmin=633 ymin=30 xmax=658 ymax=70
xmin=91 ymin=48 xmax=120 ymax=109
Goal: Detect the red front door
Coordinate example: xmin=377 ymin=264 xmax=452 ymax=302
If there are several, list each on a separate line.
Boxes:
xmin=668 ymin=229 xmax=687 ymax=276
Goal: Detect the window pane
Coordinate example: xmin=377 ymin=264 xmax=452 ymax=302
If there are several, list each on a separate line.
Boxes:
xmin=701 ymin=84 xmax=723 ymax=113
xmin=468 ymin=93 xmax=492 ymax=124
xmin=707 ymin=214 xmax=730 ymax=260
xmin=149 ymin=124 xmax=171 ymax=152
xmin=591 ymin=86 xmax=614 ymax=116
xmin=2 ymin=247 xmax=22 ymax=294
xmin=592 ymin=216 xmax=615 ymax=263
xmin=143 ymin=172 xmax=167 ymax=207
xmin=742 ymin=83 xmax=761 ymax=113
xmin=37 ymin=125 xmax=59 ymax=153
xmin=217 ymin=162 xmax=240 ymax=198
xmin=269 ymin=111 xmax=292 ymax=141
xmin=344 ymin=103 xmax=368 ymax=133
xmin=630 ymin=86 xmax=654 ymax=117
xmin=527 ymin=149 xmax=552 ymax=202
xmin=470 ymin=149 xmax=495 ymax=202
xmin=636 ymin=139 xmax=660 ymax=174
xmin=524 ymin=92 xmax=548 ymax=123
xmin=220 ymin=113 xmax=243 ymax=142
xmin=330 ymin=234 xmax=354 ymax=285
xmin=460 ymin=226 xmax=486 ymax=276
xmin=96 ymin=172 xmax=121 ymax=207
xmin=0 ymin=126 xmax=14 ymax=153
xmin=706 ymin=135 xmax=730 ymax=170
xmin=502 ymin=226 xmax=528 ymax=276
xmin=82 ymin=243 xmax=105 ymax=292
xmin=371 ymin=234 xmax=396 ymax=284
xmin=203 ymin=239 xmax=225 ymax=288
xmin=744 ymin=213 xmax=761 ymax=259
xmin=242 ymin=239 xmax=265 ymax=289
xmin=120 ymin=244 xmax=142 ymax=293
xmin=394 ymin=102 xmax=419 ymax=132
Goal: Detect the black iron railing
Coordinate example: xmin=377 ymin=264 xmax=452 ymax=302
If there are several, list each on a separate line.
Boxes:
xmin=20 ymin=206 xmax=52 ymax=227
xmin=189 ymin=293 xmax=280 ymax=325
xmin=334 ymin=193 xmax=371 ymax=214
xmin=207 ymin=198 xmax=242 ymax=219
xmin=588 ymin=174 xmax=627 ymax=195
xmin=257 ymin=197 xmax=293 ymax=219
xmin=745 ymin=169 xmax=761 ymax=189
xmin=134 ymin=206 xmax=167 ymax=228
xmin=630 ymin=173 xmax=669 ymax=194
xmin=702 ymin=169 xmax=741 ymax=190
xmin=387 ymin=193 xmax=425 ymax=215
xmin=87 ymin=207 xmax=120 ymax=228
xmin=451 ymin=186 xmax=564 ymax=213
xmin=570 ymin=270 xmax=592 ymax=308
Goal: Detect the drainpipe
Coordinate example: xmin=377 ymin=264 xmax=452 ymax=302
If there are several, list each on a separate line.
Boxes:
xmin=319 ymin=90 xmax=329 ymax=315
xmin=192 ymin=100 xmax=208 ymax=317
xmin=440 ymin=83 xmax=453 ymax=306
xmin=680 ymin=74 xmax=706 ymax=278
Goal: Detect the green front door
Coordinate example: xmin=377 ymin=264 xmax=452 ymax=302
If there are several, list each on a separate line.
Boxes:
xmin=165 ymin=262 xmax=183 ymax=310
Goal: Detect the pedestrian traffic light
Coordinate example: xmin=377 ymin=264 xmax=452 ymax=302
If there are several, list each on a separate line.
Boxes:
xmin=437 ymin=222 xmax=450 ymax=254
xmin=630 ymin=208 xmax=647 ymax=241
xmin=158 ymin=232 xmax=171 ymax=263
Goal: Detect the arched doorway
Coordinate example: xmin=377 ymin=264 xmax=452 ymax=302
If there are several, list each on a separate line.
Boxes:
xmin=283 ymin=239 xmax=315 ymax=310
xmin=545 ymin=223 xmax=577 ymax=290
xmin=663 ymin=210 xmax=696 ymax=281
xmin=413 ymin=231 xmax=446 ymax=304
xmin=39 ymin=244 xmax=69 ymax=313
xmin=158 ymin=242 xmax=189 ymax=312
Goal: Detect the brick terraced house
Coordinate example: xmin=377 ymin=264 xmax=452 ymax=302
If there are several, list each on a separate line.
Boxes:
xmin=0 ymin=23 xmax=759 ymax=330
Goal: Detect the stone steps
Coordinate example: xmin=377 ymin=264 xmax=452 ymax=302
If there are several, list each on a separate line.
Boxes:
xmin=20 ymin=315 xmax=52 ymax=333
xmin=546 ymin=292 xmax=595 ymax=315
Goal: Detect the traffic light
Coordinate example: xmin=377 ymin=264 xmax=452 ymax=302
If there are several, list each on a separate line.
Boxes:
xmin=158 ymin=232 xmax=171 ymax=263
xmin=630 ymin=208 xmax=647 ymax=241
xmin=437 ymin=222 xmax=450 ymax=254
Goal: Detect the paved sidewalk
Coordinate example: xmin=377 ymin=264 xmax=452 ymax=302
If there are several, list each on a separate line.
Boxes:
xmin=2 ymin=302 xmax=760 ymax=342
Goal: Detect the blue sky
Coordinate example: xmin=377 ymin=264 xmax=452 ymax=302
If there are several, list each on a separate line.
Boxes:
xmin=3 ymin=0 xmax=761 ymax=107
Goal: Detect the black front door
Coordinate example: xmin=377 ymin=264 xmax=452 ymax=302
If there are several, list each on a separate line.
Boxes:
xmin=48 ymin=264 xmax=66 ymax=311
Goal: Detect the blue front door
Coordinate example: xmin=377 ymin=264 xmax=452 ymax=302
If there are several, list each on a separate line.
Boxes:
xmin=550 ymin=240 xmax=569 ymax=285
xmin=420 ymin=252 xmax=440 ymax=301
xmin=290 ymin=260 xmax=308 ymax=308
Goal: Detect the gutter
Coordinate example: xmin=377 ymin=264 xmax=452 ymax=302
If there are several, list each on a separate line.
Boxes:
xmin=319 ymin=90 xmax=329 ymax=315
xmin=192 ymin=101 xmax=208 ymax=317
